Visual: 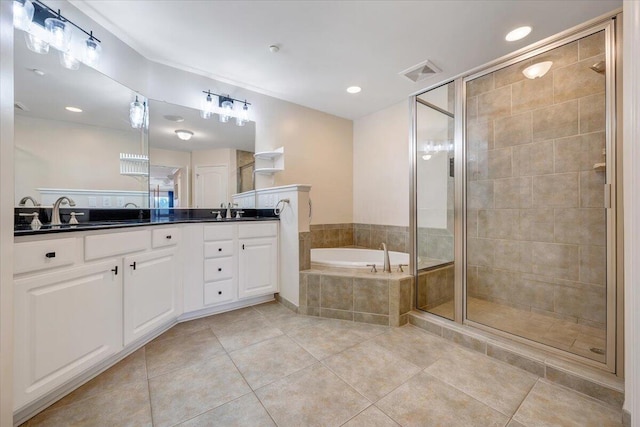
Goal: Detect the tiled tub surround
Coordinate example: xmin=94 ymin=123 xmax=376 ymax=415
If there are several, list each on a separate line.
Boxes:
xmin=307 ymin=223 xmax=411 ymax=253
xmin=299 ymin=268 xmax=413 ymax=326
xmin=465 ymin=31 xmax=608 ymax=355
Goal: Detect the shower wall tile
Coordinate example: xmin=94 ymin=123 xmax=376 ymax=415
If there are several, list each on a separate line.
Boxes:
xmin=478 ymin=209 xmax=521 ymax=240
xmin=511 ymin=75 xmax=554 ymax=115
xmin=554 ymin=55 xmax=606 ymax=103
xmin=519 ymin=209 xmax=555 ymax=243
xmin=467 ymin=120 xmax=494 ymax=152
xmin=467 ymin=209 xmax=479 ymax=238
xmin=532 ymin=100 xmax=579 ymax=141
xmin=339 ymin=228 xmax=354 ymax=247
xmin=531 ymin=242 xmax=579 ymax=281
xmin=468 ymin=180 xmax=494 ymax=209
xmin=467 ymin=238 xmax=495 ymax=267
xmin=579 ymin=31 xmax=605 ymax=60
xmin=477 ymin=85 xmax=512 ymax=122
xmin=487 ymin=147 xmax=513 ymax=179
xmin=554 ymin=208 xmax=606 ymax=246
xmin=320 ymin=275 xmax=353 ymax=311
xmin=579 ymin=245 xmax=606 ymax=286
xmin=494 ymin=60 xmax=528 ymax=88
xmin=467 ymin=73 xmax=495 ymax=97
xmin=554 ymin=286 xmax=606 ymax=324
xmin=517 ymin=275 xmax=555 ymax=311
xmin=579 ymin=93 xmax=606 ymax=133
xmin=494 ymin=240 xmax=532 ymax=274
xmin=554 ymin=132 xmax=605 ymax=173
xmin=532 ymin=173 xmax=579 ymax=208
xmin=387 ymin=232 xmax=408 ymax=253
xmin=494 ymin=177 xmax=532 ymax=209
xmin=354 ymin=227 xmax=371 ymax=249
xmin=467 ymin=96 xmax=478 ymax=122
xmin=494 ymin=112 xmax=533 ymax=148
xmin=537 ymin=40 xmax=579 ymax=70
xmin=425 ymin=234 xmax=454 ymax=261
xmin=512 ymin=141 xmax=555 ymax=177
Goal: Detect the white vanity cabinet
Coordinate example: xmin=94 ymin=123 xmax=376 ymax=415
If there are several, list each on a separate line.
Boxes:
xmin=13 ymin=258 xmax=123 ymax=409
xmin=239 ymin=223 xmax=279 ymax=299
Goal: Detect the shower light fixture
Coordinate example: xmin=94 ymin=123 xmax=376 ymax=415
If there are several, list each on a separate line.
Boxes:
xmin=130 ymin=96 xmax=146 ymax=129
xmin=200 ymin=90 xmax=252 ymax=126
xmin=175 ymin=130 xmax=194 ymax=141
xmin=522 ymin=61 xmax=553 ymax=79
xmin=13 ymin=0 xmax=35 ymax=31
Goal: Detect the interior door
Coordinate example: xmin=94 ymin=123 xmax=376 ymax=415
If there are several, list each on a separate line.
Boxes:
xmin=195 ymin=165 xmax=228 ymax=208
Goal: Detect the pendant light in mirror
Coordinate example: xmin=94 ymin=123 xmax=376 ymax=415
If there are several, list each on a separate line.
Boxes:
xmin=201 ymin=91 xmax=214 ymax=119
xmin=130 ymin=96 xmax=146 ymax=129
xmin=236 ymin=102 xmax=249 ymax=126
xmin=84 ymin=32 xmax=102 ymax=67
xmin=45 ymin=16 xmax=71 ymax=51
xmin=13 ymin=0 xmax=34 ymax=31
xmin=24 ymin=31 xmax=49 ymax=54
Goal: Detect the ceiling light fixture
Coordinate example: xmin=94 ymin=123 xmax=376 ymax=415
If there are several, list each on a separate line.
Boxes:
xmin=129 ymin=96 xmax=146 ymax=129
xmin=201 ymin=90 xmax=252 ymax=126
xmin=505 ymin=26 xmax=532 ymax=42
xmin=65 ymin=106 xmax=82 ymax=113
xmin=346 ymin=86 xmax=361 ymax=94
xmin=522 ymin=61 xmax=553 ymax=79
xmin=14 ymin=0 xmax=103 ymax=68
xmin=175 ymin=130 xmax=194 ymax=141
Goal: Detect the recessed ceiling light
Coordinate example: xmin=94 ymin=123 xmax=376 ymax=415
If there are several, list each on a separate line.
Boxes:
xmin=175 ymin=129 xmax=194 ymax=141
xmin=164 ymin=114 xmax=184 ymax=122
xmin=347 ymin=86 xmax=361 ymax=94
xmin=65 ymin=106 xmax=82 ymax=113
xmin=505 ymin=26 xmax=532 ymax=42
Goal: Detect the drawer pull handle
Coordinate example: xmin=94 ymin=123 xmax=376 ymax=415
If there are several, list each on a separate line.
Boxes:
xmin=130 ymin=262 xmax=137 ymax=270
xmin=218 ymin=248 xmax=222 ymax=252
xmin=166 ymin=235 xmax=172 ymax=239
xmin=218 ymin=268 xmax=222 ymax=272
xmin=111 ymin=266 xmax=118 ymax=275
xmin=45 ymin=252 xmax=56 ymax=258
xmin=218 ymin=291 xmax=222 ymax=295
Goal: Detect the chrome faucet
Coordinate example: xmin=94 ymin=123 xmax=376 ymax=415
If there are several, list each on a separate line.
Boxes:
xmin=52 ymin=196 xmax=76 ymax=225
xmin=18 ymin=196 xmax=40 ymax=207
xmin=380 ymin=243 xmax=391 ymax=273
xmin=220 ymin=202 xmax=238 ymax=219
xmin=124 ymin=202 xmax=139 ymax=208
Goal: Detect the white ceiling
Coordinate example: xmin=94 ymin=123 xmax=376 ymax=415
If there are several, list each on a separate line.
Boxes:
xmin=71 ymin=0 xmax=620 ymax=120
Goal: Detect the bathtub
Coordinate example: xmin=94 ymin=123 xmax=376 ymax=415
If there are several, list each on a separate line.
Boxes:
xmin=311 ymin=248 xmax=410 ymax=269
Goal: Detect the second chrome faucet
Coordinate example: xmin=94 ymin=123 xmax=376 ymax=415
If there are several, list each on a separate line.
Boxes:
xmin=380 ymin=242 xmax=391 ymax=273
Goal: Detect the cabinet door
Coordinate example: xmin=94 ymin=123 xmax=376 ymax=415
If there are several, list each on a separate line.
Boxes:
xmin=14 ymin=260 xmax=122 ymax=410
xmin=124 ymin=248 xmax=179 ymax=346
xmin=238 ymin=237 xmax=278 ymax=299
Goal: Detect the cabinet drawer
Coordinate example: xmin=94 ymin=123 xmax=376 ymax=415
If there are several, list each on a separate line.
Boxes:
xmin=204 ymin=280 xmax=235 ymax=305
xmin=152 ymin=227 xmax=181 ymax=248
xmin=204 ymin=241 xmax=234 ymax=258
xmin=204 ymin=224 xmax=234 ymax=241
xmin=14 ymin=238 xmax=78 ymax=275
xmin=238 ymin=222 xmax=278 ymax=238
xmin=85 ymin=230 xmax=150 ymax=261
xmin=204 ymin=257 xmax=233 ymax=281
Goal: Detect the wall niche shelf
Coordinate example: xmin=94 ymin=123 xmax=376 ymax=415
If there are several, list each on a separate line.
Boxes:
xmin=254 ymin=147 xmax=284 ymax=174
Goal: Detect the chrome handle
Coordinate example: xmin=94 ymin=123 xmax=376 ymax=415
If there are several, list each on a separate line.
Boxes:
xmin=366 ymin=264 xmax=377 ymax=273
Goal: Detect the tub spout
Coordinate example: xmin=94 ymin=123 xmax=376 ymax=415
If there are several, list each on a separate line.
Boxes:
xmin=380 ymin=243 xmax=391 ymax=273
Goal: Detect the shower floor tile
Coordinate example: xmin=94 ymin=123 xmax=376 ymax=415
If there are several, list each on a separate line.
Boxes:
xmin=22 ymin=302 xmax=622 ymax=427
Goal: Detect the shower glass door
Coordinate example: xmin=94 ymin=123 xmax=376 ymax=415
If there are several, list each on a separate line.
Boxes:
xmin=464 ymin=29 xmax=613 ymax=364
xmin=415 ymin=82 xmax=456 ymax=320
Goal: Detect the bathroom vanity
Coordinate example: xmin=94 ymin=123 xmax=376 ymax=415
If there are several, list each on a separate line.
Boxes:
xmin=13 ymin=218 xmax=279 ymax=412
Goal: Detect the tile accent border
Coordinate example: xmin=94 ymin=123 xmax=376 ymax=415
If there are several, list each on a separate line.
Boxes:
xmin=408 ymin=310 xmax=625 ymax=410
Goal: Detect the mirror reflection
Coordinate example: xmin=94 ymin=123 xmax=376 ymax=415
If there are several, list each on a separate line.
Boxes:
xmin=13 ymin=30 xmax=148 ymax=209
xmin=148 ymin=100 xmax=255 ymax=208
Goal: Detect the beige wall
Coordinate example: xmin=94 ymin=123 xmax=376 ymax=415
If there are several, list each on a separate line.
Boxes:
xmin=353 ymin=100 xmax=410 ymax=227
xmin=14 ymin=115 xmax=147 ymax=205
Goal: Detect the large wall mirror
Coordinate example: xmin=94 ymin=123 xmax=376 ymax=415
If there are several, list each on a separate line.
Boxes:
xmin=148 ymin=100 xmax=255 ymax=209
xmin=14 ymin=30 xmax=149 ymax=209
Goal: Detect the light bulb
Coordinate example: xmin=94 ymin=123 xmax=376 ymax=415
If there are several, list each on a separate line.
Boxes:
xmin=522 ymin=61 xmax=553 ymax=79
xmin=175 ymin=130 xmax=194 ymax=141
xmin=24 ymin=32 xmax=49 ymax=54
xmin=84 ymin=37 xmax=102 ymax=67
xmin=45 ymin=17 xmax=72 ymax=51
xmin=59 ymin=51 xmax=80 ymax=70
xmin=130 ymin=96 xmax=145 ymax=129
xmin=218 ymin=98 xmax=233 ymax=123
xmin=236 ymin=102 xmax=249 ymax=126
xmin=200 ymin=92 xmax=213 ymax=119
xmin=13 ymin=0 xmax=34 ymax=31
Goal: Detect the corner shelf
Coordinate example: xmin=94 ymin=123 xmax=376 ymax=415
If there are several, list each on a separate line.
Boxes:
xmin=254 ymin=147 xmax=284 ymax=175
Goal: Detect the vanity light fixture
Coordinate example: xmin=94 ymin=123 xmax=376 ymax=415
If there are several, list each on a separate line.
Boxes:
xmin=129 ymin=96 xmax=146 ymax=129
xmin=83 ymin=32 xmax=102 ymax=67
xmin=175 ymin=130 xmax=194 ymax=141
xmin=65 ymin=106 xmax=82 ymax=113
xmin=505 ymin=26 xmax=532 ymax=42
xmin=522 ymin=61 xmax=553 ymax=79
xmin=24 ymin=32 xmax=49 ymax=54
xmin=200 ymin=90 xmax=252 ymax=126
xmin=346 ymin=86 xmax=361 ymax=94
xmin=13 ymin=0 xmax=35 ymax=31
xmin=45 ymin=13 xmax=71 ymax=51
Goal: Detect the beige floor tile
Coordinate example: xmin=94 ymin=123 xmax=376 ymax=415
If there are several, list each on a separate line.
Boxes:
xmin=256 ymin=363 xmax=369 ymax=427
xmin=213 ymin=316 xmax=284 ymax=352
xmin=372 ymin=325 xmax=457 ymax=368
xmin=264 ymin=312 xmax=322 ymax=333
xmin=26 ymin=381 xmax=152 ymax=427
xmin=343 ymin=406 xmax=400 ymax=427
xmin=507 ymin=420 xmax=527 ymax=427
xmin=145 ymin=328 xmax=225 ymax=378
xmin=151 ymin=317 xmax=212 ymax=343
xmin=207 ymin=306 xmax=265 ymax=329
xmin=513 ymin=380 xmax=622 ymax=427
xmin=376 ymin=372 xmax=509 ymax=427
xmin=288 ymin=322 xmax=371 ymax=360
xmin=424 ymin=346 xmax=538 ymax=416
xmin=52 ymin=347 xmax=147 ymax=409
xmin=324 ymin=340 xmax=421 ymax=402
xmin=178 ymin=393 xmax=275 ymax=427
xmin=252 ymin=301 xmax=295 ymax=318
xmin=229 ymin=335 xmax=317 ymax=389
xmin=148 ymin=354 xmax=251 ymax=427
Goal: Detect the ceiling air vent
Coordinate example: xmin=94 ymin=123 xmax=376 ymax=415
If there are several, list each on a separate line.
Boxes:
xmin=400 ymin=60 xmax=442 ymax=83
xmin=14 ymin=102 xmax=30 ymax=111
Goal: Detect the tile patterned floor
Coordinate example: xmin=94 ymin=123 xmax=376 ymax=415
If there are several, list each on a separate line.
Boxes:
xmin=23 ymin=301 xmax=622 ymax=427
xmin=428 ymin=297 xmax=607 ymax=363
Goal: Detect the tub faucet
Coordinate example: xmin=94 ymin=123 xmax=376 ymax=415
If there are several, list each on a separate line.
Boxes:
xmin=18 ymin=196 xmax=40 ymax=207
xmin=52 ymin=196 xmax=76 ymax=225
xmin=380 ymin=243 xmax=391 ymax=273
